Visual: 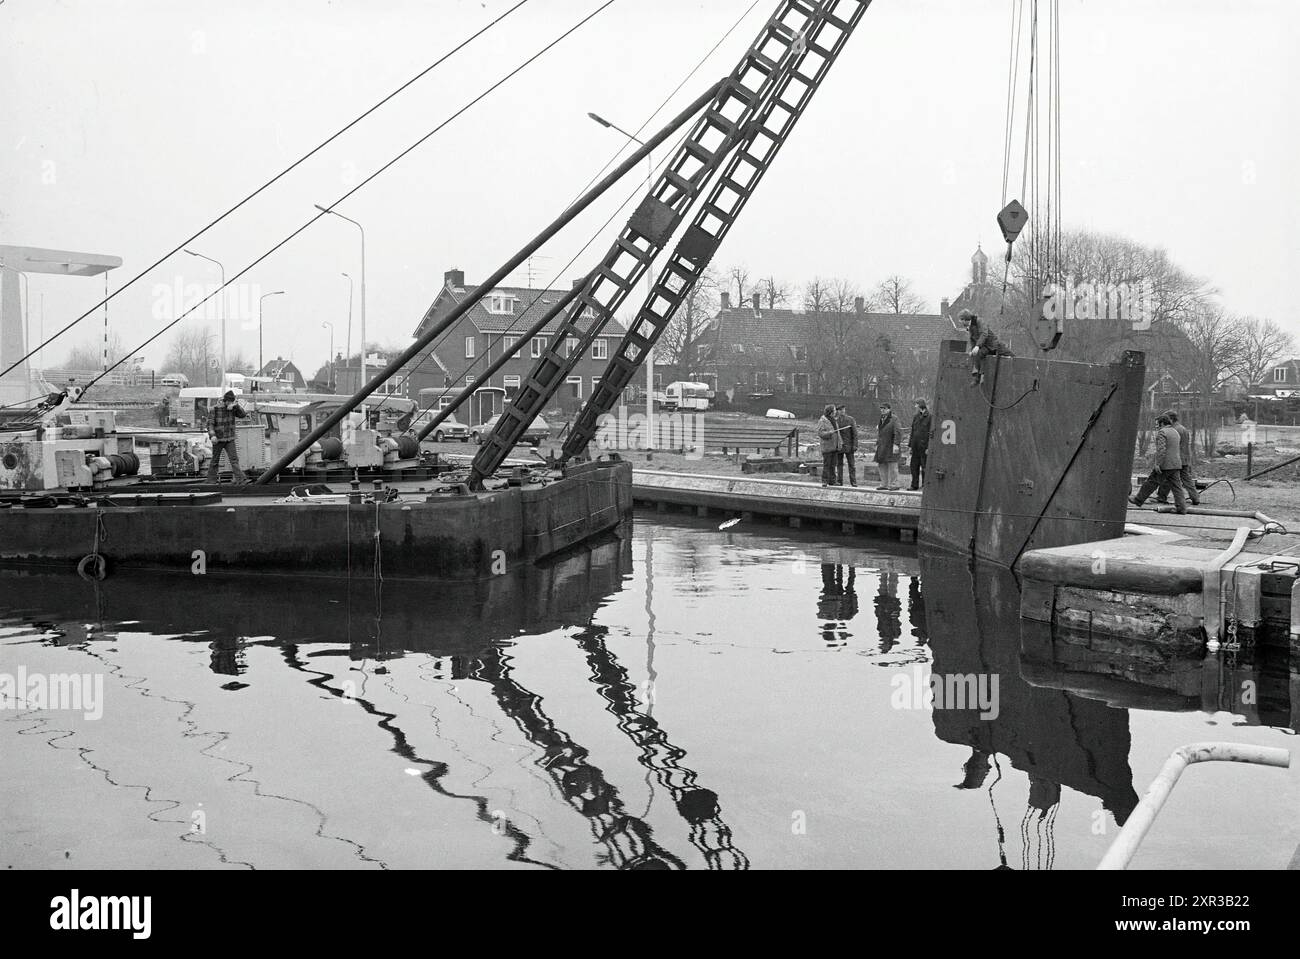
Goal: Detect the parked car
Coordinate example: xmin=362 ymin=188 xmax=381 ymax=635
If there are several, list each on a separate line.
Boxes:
xmin=411 ymin=409 xmax=470 ymax=443
xmin=472 ymin=414 xmax=550 ymax=447
xmin=765 ymin=408 xmax=795 ymax=419
xmin=160 ymin=373 xmax=189 ymax=388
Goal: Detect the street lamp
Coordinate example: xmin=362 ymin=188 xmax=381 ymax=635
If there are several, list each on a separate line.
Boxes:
xmin=588 ymin=111 xmax=655 ymax=448
xmin=258 ymin=290 xmax=285 ymax=374
xmin=184 ymin=248 xmax=227 ymax=384
xmin=321 ymin=321 xmax=334 ymax=391
xmin=341 ymin=272 xmax=353 ymax=392
xmin=315 ymin=205 xmax=365 ymax=411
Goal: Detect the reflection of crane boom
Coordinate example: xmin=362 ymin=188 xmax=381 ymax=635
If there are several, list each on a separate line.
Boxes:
xmin=474 ymin=643 xmax=686 ymax=870
xmin=469 ymin=0 xmax=873 ymax=486
xmin=574 ymin=624 xmax=750 ymax=869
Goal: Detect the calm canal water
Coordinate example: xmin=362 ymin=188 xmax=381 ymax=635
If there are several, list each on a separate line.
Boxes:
xmin=2 ymin=516 xmax=1297 ymax=870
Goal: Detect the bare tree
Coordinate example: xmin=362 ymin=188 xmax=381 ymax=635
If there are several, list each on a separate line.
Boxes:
xmin=757 ymin=275 xmax=790 ymax=310
xmin=657 ymin=266 xmax=720 ymax=377
xmin=874 ymin=274 xmax=927 ymax=314
xmin=725 ymin=264 xmax=751 ymax=306
xmin=803 ymin=277 xmax=835 ymax=313
xmin=1237 ymin=316 xmax=1293 ymax=388
xmin=61 ymin=333 xmax=125 ymax=371
xmin=163 ymin=324 xmax=219 ymax=386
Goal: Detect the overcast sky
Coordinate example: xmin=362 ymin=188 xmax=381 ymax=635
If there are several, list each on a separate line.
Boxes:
xmin=2 ymin=0 xmax=1297 ymax=376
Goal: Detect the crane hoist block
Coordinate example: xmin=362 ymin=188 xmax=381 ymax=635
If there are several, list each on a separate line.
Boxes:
xmin=997 ymin=199 xmax=1028 ymax=245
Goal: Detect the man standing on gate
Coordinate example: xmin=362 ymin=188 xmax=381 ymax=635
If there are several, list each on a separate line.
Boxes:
xmin=835 ymin=403 xmax=858 ymax=487
xmin=207 ymin=390 xmax=250 ymax=486
xmin=908 ymin=399 xmax=931 ymax=490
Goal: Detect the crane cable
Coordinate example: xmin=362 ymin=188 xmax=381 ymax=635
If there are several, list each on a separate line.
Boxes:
xmin=73 ymin=0 xmax=622 ymax=399
xmin=377 ymin=0 xmax=767 ymax=424
xmin=1 ymin=0 xmax=534 ymax=382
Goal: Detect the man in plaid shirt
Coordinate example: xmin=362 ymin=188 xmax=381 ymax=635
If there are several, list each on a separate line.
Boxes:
xmin=207 ymin=390 xmax=249 ymax=485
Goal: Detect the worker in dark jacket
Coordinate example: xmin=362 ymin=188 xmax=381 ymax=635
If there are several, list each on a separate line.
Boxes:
xmin=834 ymin=403 xmax=858 ymax=487
xmin=874 ymin=402 xmax=902 ymax=490
xmin=960 ymin=309 xmax=1013 ymax=385
xmin=908 ymin=399 xmax=931 ymax=490
xmin=207 ymin=390 xmax=249 ymax=485
xmin=1155 ymin=409 xmax=1199 ymax=506
xmin=816 ymin=404 xmax=841 ymax=487
xmin=1130 ymin=413 xmax=1186 ymax=513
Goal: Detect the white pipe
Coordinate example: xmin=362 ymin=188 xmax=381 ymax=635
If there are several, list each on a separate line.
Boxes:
xmin=1201 ymin=526 xmax=1253 ymax=642
xmin=1098 ymin=742 xmax=1290 ymax=870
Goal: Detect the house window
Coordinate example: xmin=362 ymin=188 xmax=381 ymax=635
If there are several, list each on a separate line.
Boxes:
xmin=464 ymin=335 xmax=476 ymax=359
xmin=792 ymin=373 xmax=809 ymax=394
xmin=593 ymin=338 xmax=608 ymax=360
xmin=1275 ymin=368 xmax=1287 ymax=383
xmin=531 ymin=337 xmax=546 ymax=358
xmin=756 ymin=371 xmax=769 ymax=390
xmin=504 ymin=374 xmax=521 ymax=398
xmin=792 ymin=345 xmax=807 ymax=361
xmin=486 ymin=295 xmax=515 ymax=315
xmin=503 ymin=335 xmax=518 ymax=354
xmin=465 ymin=376 xmax=473 ymax=386
xmin=567 ymin=336 xmax=578 ymax=358
xmin=732 ymin=343 xmax=745 ymax=354
xmin=566 ymin=375 xmax=583 ymax=399
xmin=591 ymin=376 xmax=601 ymax=395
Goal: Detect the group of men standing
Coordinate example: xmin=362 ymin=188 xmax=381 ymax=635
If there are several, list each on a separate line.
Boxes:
xmin=817 ymin=399 xmax=932 ymax=491
xmin=1130 ymin=408 xmax=1199 ymax=514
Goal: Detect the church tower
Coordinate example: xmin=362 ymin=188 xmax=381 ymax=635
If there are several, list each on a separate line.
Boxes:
xmin=971 ymin=245 xmax=989 ymax=286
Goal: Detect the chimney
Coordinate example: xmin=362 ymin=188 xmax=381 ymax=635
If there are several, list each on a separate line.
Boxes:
xmin=940 ymin=297 xmax=951 ymax=317
xmin=720 ymin=291 xmax=730 ymax=309
xmin=751 ymin=293 xmax=761 ymax=312
xmin=444 ymin=268 xmax=464 ymax=288
xmin=854 ymin=296 xmax=864 ymax=315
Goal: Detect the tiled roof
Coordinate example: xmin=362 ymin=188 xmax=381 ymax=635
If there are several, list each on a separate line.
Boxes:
xmin=416 ymin=283 xmax=628 ymax=339
xmin=707 ymin=306 xmax=954 ymax=364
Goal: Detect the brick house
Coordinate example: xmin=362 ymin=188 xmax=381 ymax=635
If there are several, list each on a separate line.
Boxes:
xmin=400 ymin=269 xmax=628 ymax=425
xmin=696 ymin=291 xmax=952 ymax=406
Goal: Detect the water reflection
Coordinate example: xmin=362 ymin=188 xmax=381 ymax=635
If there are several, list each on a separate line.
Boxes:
xmin=2 ymin=519 xmax=1295 ymax=869
xmin=920 ymin=553 xmax=1141 ymax=868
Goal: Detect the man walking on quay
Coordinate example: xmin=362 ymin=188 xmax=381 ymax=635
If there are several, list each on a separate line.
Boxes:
xmin=817 ymin=404 xmax=842 ymax=487
xmin=1130 ymin=413 xmax=1186 ymax=513
xmin=207 ymin=390 xmax=250 ymax=486
xmin=835 ymin=403 xmax=858 ymax=487
xmin=874 ymin=402 xmax=902 ymax=490
xmin=1155 ymin=409 xmax=1200 ymax=506
xmin=908 ymin=399 xmax=931 ymax=490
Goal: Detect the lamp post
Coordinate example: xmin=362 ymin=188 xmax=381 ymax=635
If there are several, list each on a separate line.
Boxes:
xmin=321 ymin=321 xmax=334 ymax=391
xmin=315 ymin=206 xmax=365 ymax=412
xmin=184 ymin=248 xmax=226 ymax=385
xmin=587 ymin=111 xmax=655 ymax=448
xmin=257 ymin=290 xmax=285 ymax=375
xmin=341 ymin=272 xmax=353 ymax=392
